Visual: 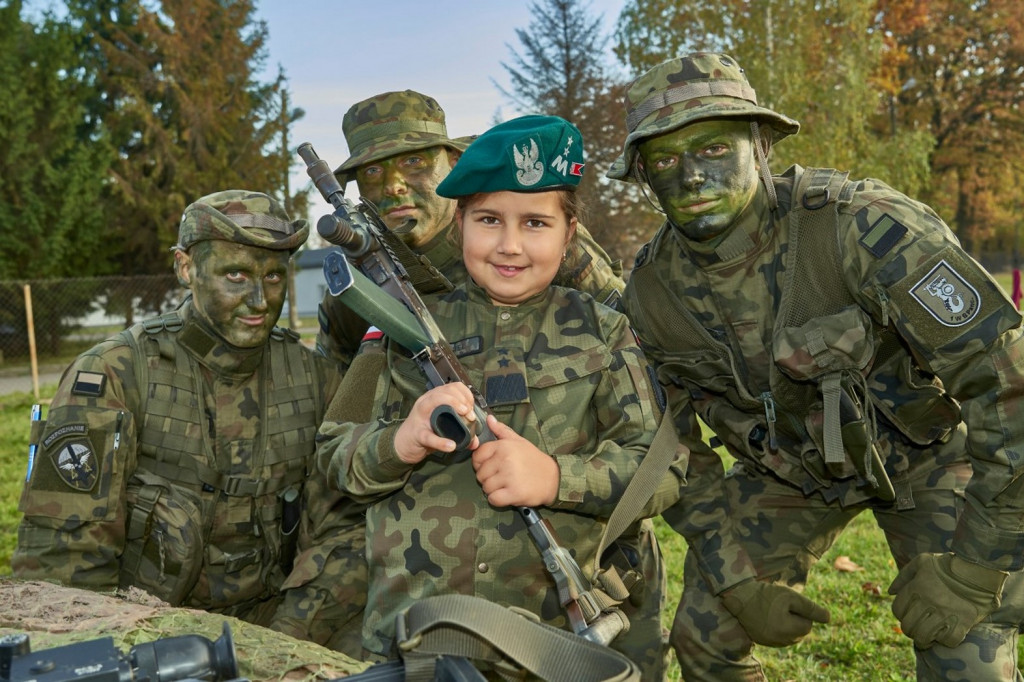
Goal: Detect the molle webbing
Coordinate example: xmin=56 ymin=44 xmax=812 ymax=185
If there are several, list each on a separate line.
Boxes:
xmin=126 ymin=311 xmax=318 ymax=495
xmin=628 ymin=167 xmax=856 ymax=422
xmin=770 ymin=167 xmax=856 ymax=417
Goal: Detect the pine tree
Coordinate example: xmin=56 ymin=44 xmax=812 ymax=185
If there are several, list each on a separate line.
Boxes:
xmin=499 ymin=0 xmax=662 ymax=265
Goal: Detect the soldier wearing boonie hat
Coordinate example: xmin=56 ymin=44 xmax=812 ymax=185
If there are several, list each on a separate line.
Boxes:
xmin=614 ymin=52 xmax=1024 ymax=681
xmin=13 ymin=187 xmax=352 ymax=646
xmin=175 ymin=189 xmax=309 ymax=253
xmin=315 ymin=94 xmax=628 ymax=371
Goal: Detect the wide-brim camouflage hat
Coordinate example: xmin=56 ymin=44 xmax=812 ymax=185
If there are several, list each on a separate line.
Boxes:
xmin=332 ymin=90 xmax=472 ymax=184
xmin=176 ymin=190 xmax=309 ymax=254
xmin=607 ymin=52 xmax=800 ymax=181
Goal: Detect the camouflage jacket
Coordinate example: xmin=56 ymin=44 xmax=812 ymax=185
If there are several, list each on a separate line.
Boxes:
xmin=316 ymin=281 xmax=663 ymax=655
xmin=13 ymin=303 xmax=341 ymax=617
xmin=315 ymin=219 xmax=625 ymax=371
xmin=624 ymin=165 xmax=1024 ymax=583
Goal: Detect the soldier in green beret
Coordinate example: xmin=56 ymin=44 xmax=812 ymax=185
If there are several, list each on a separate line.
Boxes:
xmin=316 ymin=115 xmax=684 ymax=679
xmin=609 ymin=52 xmax=1024 ymax=680
xmin=11 ymin=190 xmax=355 ymax=635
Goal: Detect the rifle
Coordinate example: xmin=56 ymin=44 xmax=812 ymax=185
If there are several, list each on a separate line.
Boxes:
xmin=298 ymin=142 xmax=627 ymax=646
xmin=0 ymin=623 xmax=238 ymax=682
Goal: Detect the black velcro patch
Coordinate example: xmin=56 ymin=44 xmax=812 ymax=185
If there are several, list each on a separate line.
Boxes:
xmin=485 ymin=373 xmax=529 ymax=406
xmin=71 ymin=370 xmax=106 ymax=397
xmin=859 ymin=214 xmax=908 ymax=258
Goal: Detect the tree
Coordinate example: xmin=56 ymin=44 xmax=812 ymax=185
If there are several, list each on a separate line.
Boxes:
xmin=0 ymin=1 xmax=114 ymax=356
xmin=499 ymin=0 xmax=662 ymax=265
xmin=876 ymin=0 xmax=1024 ymax=255
xmin=64 ymin=0 xmax=295 ymax=281
xmin=0 ymin=0 xmax=113 ymax=281
xmin=613 ymin=0 xmax=934 ymax=198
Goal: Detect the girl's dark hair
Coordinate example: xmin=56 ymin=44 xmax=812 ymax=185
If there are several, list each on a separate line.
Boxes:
xmin=452 ymin=190 xmax=587 ymax=285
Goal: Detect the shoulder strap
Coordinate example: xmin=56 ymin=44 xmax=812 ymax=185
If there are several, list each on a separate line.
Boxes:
xmin=593 ymin=411 xmax=679 ymax=583
xmin=396 ymin=594 xmax=639 ymax=682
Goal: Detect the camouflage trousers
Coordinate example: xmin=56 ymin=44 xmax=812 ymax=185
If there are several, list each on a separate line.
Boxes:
xmin=269 ymin=540 xmax=368 ymax=659
xmin=610 ymin=519 xmax=671 ymax=681
xmin=670 ymin=450 xmax=1024 ymax=681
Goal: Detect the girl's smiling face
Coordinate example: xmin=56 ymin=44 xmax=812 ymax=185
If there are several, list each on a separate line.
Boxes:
xmin=459 ymin=190 xmax=576 ymax=306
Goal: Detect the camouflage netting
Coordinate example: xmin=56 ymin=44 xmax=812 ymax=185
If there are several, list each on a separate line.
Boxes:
xmin=0 ymin=579 xmax=370 ymax=681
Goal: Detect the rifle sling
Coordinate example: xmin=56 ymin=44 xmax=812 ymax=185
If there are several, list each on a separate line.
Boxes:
xmin=396 ymin=594 xmax=639 ymax=682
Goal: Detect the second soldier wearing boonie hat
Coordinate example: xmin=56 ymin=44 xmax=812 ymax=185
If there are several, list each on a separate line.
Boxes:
xmin=332 ymin=90 xmax=472 ymax=185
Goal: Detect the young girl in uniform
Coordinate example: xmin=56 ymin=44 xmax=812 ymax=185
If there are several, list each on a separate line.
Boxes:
xmin=315 ymin=115 xmax=669 ymax=673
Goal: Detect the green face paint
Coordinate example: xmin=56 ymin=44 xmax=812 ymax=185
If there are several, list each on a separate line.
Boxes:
xmin=638 ymin=119 xmax=760 ymax=242
xmin=354 ymin=146 xmax=456 ymax=248
xmin=187 ymin=240 xmax=290 ymax=348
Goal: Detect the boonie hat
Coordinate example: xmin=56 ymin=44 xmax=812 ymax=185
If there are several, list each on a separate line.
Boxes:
xmin=436 ymin=115 xmax=584 ymax=198
xmin=607 ymin=52 xmax=800 ymax=180
xmin=176 ymin=190 xmax=309 ymax=254
xmin=333 ymin=90 xmax=471 ymax=184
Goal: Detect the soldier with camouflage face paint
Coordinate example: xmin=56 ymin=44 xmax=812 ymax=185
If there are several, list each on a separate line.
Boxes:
xmin=316 ymin=115 xmax=683 ymax=679
xmin=12 ymin=191 xmax=354 ymax=634
xmin=609 ymin=52 xmax=1024 ymax=680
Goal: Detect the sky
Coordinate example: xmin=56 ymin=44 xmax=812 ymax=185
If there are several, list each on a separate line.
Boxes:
xmin=254 ymin=0 xmax=631 ymax=210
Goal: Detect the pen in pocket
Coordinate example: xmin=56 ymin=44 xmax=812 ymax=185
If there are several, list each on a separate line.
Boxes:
xmin=26 ymin=403 xmax=41 ymax=481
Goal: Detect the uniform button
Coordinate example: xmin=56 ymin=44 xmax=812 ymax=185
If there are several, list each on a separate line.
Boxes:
xmin=500 ymin=311 xmax=511 ymax=321
xmin=477 ymin=562 xmax=489 ymax=573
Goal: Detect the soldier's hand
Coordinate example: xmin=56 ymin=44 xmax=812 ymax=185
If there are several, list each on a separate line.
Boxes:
xmin=889 ymin=553 xmax=1006 ymax=649
xmin=721 ymin=579 xmax=830 ymax=647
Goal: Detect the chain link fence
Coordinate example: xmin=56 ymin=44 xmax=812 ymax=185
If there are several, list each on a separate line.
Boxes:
xmin=0 ymin=276 xmax=182 ymax=393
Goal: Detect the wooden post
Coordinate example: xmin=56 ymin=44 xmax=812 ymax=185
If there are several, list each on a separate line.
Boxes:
xmin=23 ymin=283 xmax=40 ymax=400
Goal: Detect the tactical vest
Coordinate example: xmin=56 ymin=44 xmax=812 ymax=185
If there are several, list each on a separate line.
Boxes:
xmin=628 ymin=167 xmax=957 ymax=507
xmin=117 ymin=308 xmax=322 ymax=609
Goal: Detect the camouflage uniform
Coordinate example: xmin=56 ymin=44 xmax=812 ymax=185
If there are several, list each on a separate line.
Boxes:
xmin=12 ymin=191 xmax=355 ymax=635
xmin=610 ymin=54 xmax=1024 ymax=681
xmin=308 ymin=91 xmax=669 ymax=670
xmin=316 ymin=279 xmax=668 ymax=674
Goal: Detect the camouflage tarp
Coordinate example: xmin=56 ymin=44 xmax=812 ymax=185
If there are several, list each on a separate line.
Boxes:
xmin=0 ymin=579 xmax=370 ymax=681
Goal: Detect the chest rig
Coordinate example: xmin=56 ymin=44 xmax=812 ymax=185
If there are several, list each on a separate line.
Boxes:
xmin=117 ymin=308 xmax=321 ymax=604
xmin=630 ymin=167 xmax=906 ymax=504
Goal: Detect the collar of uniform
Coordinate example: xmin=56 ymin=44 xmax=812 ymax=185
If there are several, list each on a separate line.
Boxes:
xmin=464 ymin=277 xmax=554 ymax=310
xmin=418 ymin=220 xmax=461 ymax=276
xmin=671 ymin=184 xmax=772 ymax=267
xmin=178 ymin=307 xmax=265 ymax=379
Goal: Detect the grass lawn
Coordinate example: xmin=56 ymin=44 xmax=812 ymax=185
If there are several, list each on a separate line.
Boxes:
xmin=0 ymin=274 xmax=1020 ymax=679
